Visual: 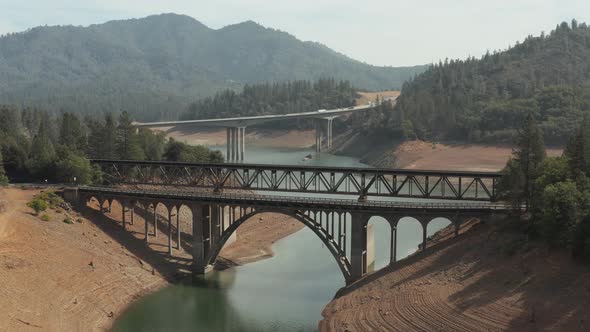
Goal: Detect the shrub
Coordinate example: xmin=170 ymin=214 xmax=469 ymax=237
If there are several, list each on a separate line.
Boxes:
xmin=75 ymin=218 xmax=83 ymax=224
xmin=38 ymin=191 xmax=63 ymax=207
xmin=55 ymin=208 xmax=63 ymax=214
xmin=27 ymin=198 xmax=48 ymax=215
xmin=63 ymin=217 xmax=74 ymax=224
xmin=40 ymin=214 xmax=51 ymax=222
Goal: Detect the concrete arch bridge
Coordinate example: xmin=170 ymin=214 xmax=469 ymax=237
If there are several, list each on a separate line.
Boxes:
xmin=65 ymin=186 xmax=511 ymax=284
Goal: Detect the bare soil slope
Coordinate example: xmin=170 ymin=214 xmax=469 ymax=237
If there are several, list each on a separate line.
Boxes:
xmin=320 ymin=221 xmax=590 ymax=331
xmin=0 ymin=188 xmax=303 ymax=331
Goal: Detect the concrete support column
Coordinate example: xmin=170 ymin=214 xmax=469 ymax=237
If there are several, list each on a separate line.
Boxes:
xmin=235 ymin=127 xmax=242 ymax=161
xmin=192 ymin=205 xmax=212 ymax=274
xmin=390 ymin=224 xmax=397 ymax=263
xmin=145 ymin=205 xmax=150 ymax=243
xmin=176 ymin=210 xmax=181 ymax=250
xmin=122 ymin=203 xmax=126 ymax=230
xmin=349 ymin=213 xmax=368 ymax=282
xmin=229 ymin=128 xmax=236 ymax=161
xmin=226 ymin=128 xmax=231 ymax=161
xmin=209 ymin=205 xmax=221 ymax=252
xmin=240 ymin=127 xmax=246 ymax=161
xmin=327 ymin=119 xmax=333 ymax=149
xmin=153 ymin=204 xmax=158 ymax=237
xmin=168 ymin=207 xmax=173 ymax=254
xmin=315 ymin=121 xmax=323 ymax=153
xmin=235 ymin=127 xmax=238 ymax=161
xmin=422 ymin=222 xmax=428 ymax=251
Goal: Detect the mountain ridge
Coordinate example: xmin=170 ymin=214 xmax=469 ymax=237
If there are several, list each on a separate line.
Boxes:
xmin=0 ymin=13 xmax=426 ymax=121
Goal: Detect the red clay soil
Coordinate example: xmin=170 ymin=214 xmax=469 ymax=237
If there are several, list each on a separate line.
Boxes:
xmin=319 ymin=220 xmax=590 ymax=331
xmin=391 ymin=140 xmax=563 ymax=172
xmin=0 ymin=187 xmax=303 ymax=331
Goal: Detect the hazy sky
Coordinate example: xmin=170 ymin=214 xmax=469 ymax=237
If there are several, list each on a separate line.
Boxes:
xmin=1 ymin=0 xmax=589 ymax=66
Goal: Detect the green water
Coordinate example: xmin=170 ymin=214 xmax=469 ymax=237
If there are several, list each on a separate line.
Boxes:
xmin=113 ymin=146 xmax=452 ymax=331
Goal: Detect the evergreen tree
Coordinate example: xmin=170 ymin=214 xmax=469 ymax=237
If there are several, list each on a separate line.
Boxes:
xmin=500 ymin=113 xmax=546 ymax=210
xmin=59 ymin=112 xmax=86 ymax=152
xmin=116 ymin=111 xmax=145 ymax=160
xmin=28 ymin=114 xmax=56 ymax=178
xmin=0 ymin=150 xmax=8 ymax=185
xmin=514 ymin=113 xmax=546 ymax=210
xmin=565 ymin=114 xmax=590 ymax=175
xmin=102 ymin=113 xmax=118 ymax=159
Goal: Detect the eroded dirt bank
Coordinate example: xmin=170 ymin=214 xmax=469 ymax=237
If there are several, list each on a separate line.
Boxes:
xmin=334 ymin=136 xmax=562 ymax=171
xmin=319 ymin=220 xmax=590 ymax=331
xmin=0 ymin=187 xmax=302 ymax=331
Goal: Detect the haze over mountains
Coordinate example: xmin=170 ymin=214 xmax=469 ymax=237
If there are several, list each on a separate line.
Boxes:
xmin=0 ymin=13 xmax=425 ymax=121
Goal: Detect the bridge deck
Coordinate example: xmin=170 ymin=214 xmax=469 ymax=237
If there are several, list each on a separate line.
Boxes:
xmin=77 ymin=186 xmax=512 ymax=213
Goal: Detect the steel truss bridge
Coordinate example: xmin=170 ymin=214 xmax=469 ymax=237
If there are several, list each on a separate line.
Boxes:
xmin=90 ymin=159 xmax=502 ymax=202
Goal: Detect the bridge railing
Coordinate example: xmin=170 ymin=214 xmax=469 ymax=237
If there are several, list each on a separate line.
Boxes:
xmin=90 ymin=160 xmax=502 ymax=202
xmin=78 ymin=186 xmax=512 ymax=211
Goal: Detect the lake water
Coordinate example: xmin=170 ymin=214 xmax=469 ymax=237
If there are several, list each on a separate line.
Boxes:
xmin=113 ymin=145 xmax=452 ymax=331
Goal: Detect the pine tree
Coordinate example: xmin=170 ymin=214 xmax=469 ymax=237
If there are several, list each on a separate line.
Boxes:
xmin=59 ymin=112 xmax=86 ymax=152
xmin=513 ymin=113 xmax=546 ymax=210
xmin=102 ymin=113 xmax=117 ymax=159
xmin=116 ymin=111 xmax=145 ymax=160
xmin=0 ymin=150 xmax=8 ymax=185
xmin=28 ymin=114 xmax=56 ymax=178
xmin=565 ymin=114 xmax=590 ymax=176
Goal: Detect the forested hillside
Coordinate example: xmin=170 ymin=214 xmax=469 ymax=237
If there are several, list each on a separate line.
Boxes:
xmin=375 ymin=20 xmax=590 ymax=144
xmin=182 ymin=78 xmax=358 ymax=121
xmin=0 ymin=105 xmax=222 ymax=184
xmin=0 ymin=13 xmax=425 ymax=121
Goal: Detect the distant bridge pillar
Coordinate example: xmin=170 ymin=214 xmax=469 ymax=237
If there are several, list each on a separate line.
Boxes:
xmin=315 ymin=119 xmax=333 ymax=153
xmin=239 ymin=127 xmax=246 ymax=161
xmin=315 ymin=121 xmax=323 ymax=153
xmin=327 ymin=118 xmax=333 ymax=149
xmin=226 ymin=127 xmax=246 ymax=162
xmin=226 ymin=128 xmax=231 ymax=161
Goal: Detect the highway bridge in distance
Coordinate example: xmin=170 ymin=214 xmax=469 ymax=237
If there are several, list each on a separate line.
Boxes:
xmin=133 ymin=97 xmax=397 ymax=161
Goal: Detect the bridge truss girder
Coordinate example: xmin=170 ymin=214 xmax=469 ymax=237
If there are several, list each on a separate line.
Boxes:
xmin=93 ymin=160 xmax=501 ymax=201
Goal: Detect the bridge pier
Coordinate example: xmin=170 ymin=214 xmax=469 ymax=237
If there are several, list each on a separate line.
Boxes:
xmin=390 ymin=224 xmax=397 ymax=263
xmin=192 ymin=205 xmax=214 ymax=274
xmin=168 ymin=208 xmax=173 ymax=254
xmin=122 ymin=203 xmax=127 ymax=230
xmin=226 ymin=127 xmax=246 ymax=162
xmin=315 ymin=118 xmax=334 ymax=153
xmin=349 ymin=213 xmax=369 ymax=282
xmin=176 ymin=210 xmax=181 ymax=250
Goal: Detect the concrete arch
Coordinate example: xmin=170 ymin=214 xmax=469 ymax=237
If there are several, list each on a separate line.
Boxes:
xmin=206 ymin=209 xmax=353 ymax=282
xmin=366 ymin=215 xmax=393 ymax=272
xmin=425 ymin=217 xmax=453 ymax=238
xmin=392 ymin=216 xmax=426 ymax=258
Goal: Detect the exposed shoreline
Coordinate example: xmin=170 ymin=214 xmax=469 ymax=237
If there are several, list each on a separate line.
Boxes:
xmin=0 ymin=187 xmax=305 ymax=331
xmin=1 ymin=126 xmax=567 ymax=331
